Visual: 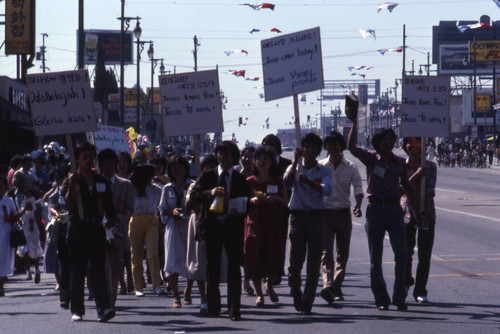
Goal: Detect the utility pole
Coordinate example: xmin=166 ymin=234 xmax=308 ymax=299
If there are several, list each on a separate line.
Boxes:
xmin=41 ymin=33 xmax=48 ymax=73
xmin=78 ymin=0 xmax=84 ymax=70
xmin=193 ymin=35 xmax=199 ymax=72
xmin=119 ymin=0 xmax=125 ymax=127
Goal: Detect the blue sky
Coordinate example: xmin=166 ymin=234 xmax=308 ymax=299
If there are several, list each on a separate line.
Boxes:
xmin=1 ymin=0 xmax=497 ymax=145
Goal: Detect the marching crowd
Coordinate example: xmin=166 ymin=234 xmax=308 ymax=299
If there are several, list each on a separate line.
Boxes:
xmin=0 ymin=116 xmax=437 ymax=322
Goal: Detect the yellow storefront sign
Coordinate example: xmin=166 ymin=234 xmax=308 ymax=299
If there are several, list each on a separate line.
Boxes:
xmin=470 ymin=40 xmax=500 ymax=62
xmin=5 ymin=0 xmax=35 ymax=54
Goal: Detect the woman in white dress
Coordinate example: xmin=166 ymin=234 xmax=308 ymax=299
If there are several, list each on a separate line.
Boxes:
xmin=159 ymin=155 xmax=193 ymax=308
xmin=18 ymin=190 xmax=44 ymax=284
xmin=0 ymin=176 xmax=26 ymax=296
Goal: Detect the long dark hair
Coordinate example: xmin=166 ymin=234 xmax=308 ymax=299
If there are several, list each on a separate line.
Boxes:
xmin=253 ymin=146 xmax=279 ymax=178
xmin=166 ymin=154 xmax=190 ymax=182
xmin=130 ymin=164 xmax=156 ymax=197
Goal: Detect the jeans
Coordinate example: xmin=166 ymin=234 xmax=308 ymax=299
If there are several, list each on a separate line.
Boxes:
xmin=365 ymin=203 xmax=407 ymax=306
xmin=288 ymin=211 xmax=325 ymax=309
xmin=406 ymin=218 xmax=435 ymax=299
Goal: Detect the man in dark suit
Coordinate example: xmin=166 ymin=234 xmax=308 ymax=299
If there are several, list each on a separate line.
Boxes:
xmin=190 ymin=141 xmax=251 ymax=321
xmin=97 ymin=149 xmax=135 ymax=306
xmin=262 ymin=134 xmax=292 ymax=177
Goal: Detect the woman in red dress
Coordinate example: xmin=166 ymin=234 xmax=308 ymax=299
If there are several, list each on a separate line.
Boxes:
xmin=244 ymin=146 xmax=288 ymax=306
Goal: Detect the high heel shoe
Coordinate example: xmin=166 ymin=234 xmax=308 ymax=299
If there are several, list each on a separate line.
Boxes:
xmin=265 ymin=282 xmax=279 ymax=303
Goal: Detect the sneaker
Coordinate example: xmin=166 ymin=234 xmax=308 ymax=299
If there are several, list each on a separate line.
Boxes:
xmin=199 ymin=303 xmax=208 ymax=315
xmin=34 ymin=271 xmax=41 ymax=284
xmin=26 ymin=272 xmax=32 ymax=281
xmin=71 ymin=314 xmax=83 ymax=322
xmin=135 ymin=290 xmax=145 ymax=297
xmin=415 ymin=296 xmax=429 ymax=304
xmin=97 ymin=308 xmax=116 ymax=322
xmin=153 ymin=287 xmax=166 ymax=296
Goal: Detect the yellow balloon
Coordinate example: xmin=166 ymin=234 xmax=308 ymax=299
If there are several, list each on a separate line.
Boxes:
xmin=126 ymin=127 xmax=138 ymax=140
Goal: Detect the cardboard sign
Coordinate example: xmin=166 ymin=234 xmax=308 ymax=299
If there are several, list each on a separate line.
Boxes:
xmin=89 ymin=124 xmax=129 ymax=153
xmin=261 ymin=27 xmax=324 ymax=101
xmin=26 ymin=70 xmax=97 ymax=136
xmin=401 ymin=76 xmax=450 ymax=137
xmin=159 ymin=70 xmax=223 ymax=136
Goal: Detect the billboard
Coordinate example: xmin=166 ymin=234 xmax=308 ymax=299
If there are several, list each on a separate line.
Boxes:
xmin=471 ymin=40 xmax=500 ymax=62
xmin=439 ymin=44 xmax=491 ymax=75
xmin=5 ymin=0 xmax=35 ymax=54
xmin=77 ymin=30 xmax=133 ymax=65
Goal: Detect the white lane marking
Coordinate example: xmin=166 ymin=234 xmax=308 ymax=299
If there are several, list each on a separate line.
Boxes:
xmin=435 ymin=187 xmax=467 ymax=194
xmin=436 ymin=206 xmax=500 ymax=223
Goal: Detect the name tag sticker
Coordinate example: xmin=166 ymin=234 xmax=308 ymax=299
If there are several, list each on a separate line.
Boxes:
xmin=96 ymin=183 xmax=106 ymax=193
xmin=373 ymin=165 xmax=386 ymax=178
xmin=267 ymin=185 xmax=278 ymax=194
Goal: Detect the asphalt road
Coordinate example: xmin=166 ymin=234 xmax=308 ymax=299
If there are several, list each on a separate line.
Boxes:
xmin=1 ymin=149 xmax=499 ymax=333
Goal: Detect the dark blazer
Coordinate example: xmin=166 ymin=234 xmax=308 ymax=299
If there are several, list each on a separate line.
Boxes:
xmin=278 ymin=155 xmax=292 ymax=177
xmin=190 ymin=167 xmax=251 ymax=240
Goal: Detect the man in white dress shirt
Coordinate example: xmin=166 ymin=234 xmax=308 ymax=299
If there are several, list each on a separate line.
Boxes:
xmin=319 ymin=131 xmax=364 ymax=303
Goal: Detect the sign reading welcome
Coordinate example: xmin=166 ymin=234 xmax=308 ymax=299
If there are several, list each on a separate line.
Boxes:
xmin=159 ymin=69 xmax=223 ymax=136
xmin=261 ymin=27 xmax=324 ymax=101
xmin=26 ymin=70 xmax=97 ymax=136
xmin=401 ymin=76 xmax=450 ymax=137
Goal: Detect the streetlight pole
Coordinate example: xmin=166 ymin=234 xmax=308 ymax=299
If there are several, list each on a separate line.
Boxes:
xmin=132 ymin=18 xmax=142 ymax=132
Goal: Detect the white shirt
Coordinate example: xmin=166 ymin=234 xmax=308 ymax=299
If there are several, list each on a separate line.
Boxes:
xmin=217 ymin=165 xmax=234 ymax=197
xmin=132 ymin=183 xmax=162 ymax=215
xmin=319 ymin=155 xmax=364 ymax=210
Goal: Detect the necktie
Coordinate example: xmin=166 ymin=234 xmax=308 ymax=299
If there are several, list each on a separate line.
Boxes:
xmin=2 ymin=205 xmax=9 ymax=223
xmin=220 ymin=171 xmax=229 ymax=213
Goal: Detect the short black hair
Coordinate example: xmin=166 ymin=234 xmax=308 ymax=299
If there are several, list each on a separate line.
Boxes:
xmin=200 ymin=154 xmax=218 ymax=171
xmin=166 ymin=154 xmax=190 ymax=181
xmin=74 ymin=141 xmax=96 ymax=160
xmin=323 ymin=131 xmax=346 ymax=151
xmin=215 ymin=141 xmax=240 ymax=165
xmin=9 ymin=155 xmax=22 ymax=169
xmin=21 ymin=153 xmax=33 ymax=164
xmin=371 ymin=128 xmax=397 ymax=153
xmin=261 ymin=134 xmax=283 ymax=155
xmin=301 ymin=133 xmax=323 ymax=154
xmin=97 ymin=148 xmax=118 ymax=167
xmin=402 ymin=137 xmax=421 ymax=155
xmin=241 ymin=146 xmax=256 ymax=160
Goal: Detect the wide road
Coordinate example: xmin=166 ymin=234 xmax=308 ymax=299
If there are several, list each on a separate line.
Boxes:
xmin=1 ymin=149 xmax=499 ymax=333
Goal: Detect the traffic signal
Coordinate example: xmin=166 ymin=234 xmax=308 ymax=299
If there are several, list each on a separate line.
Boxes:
xmin=307 ymin=115 xmax=310 ymax=122
xmin=239 ymin=117 xmax=242 ymax=126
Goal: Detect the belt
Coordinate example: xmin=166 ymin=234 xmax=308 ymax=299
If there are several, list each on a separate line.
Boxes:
xmin=290 ymin=209 xmax=325 ymax=215
xmin=325 ymin=207 xmax=350 ymax=214
xmin=368 ymin=197 xmax=399 ymax=205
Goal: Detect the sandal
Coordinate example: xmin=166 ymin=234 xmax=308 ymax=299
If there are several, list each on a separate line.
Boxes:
xmin=255 ymin=296 xmax=265 ymax=307
xmin=173 ymin=297 xmax=182 ymax=308
xmin=266 ymin=282 xmax=279 ymax=303
xmin=183 ymin=295 xmax=192 ymax=305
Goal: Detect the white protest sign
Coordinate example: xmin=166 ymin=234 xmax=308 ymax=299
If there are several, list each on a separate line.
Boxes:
xmin=159 ymin=69 xmax=223 ymax=136
xmin=26 ymin=69 xmax=97 ymax=136
xmin=88 ymin=124 xmax=129 ymax=153
xmin=401 ymin=76 xmax=450 ymax=137
xmin=261 ymin=27 xmax=324 ymax=101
